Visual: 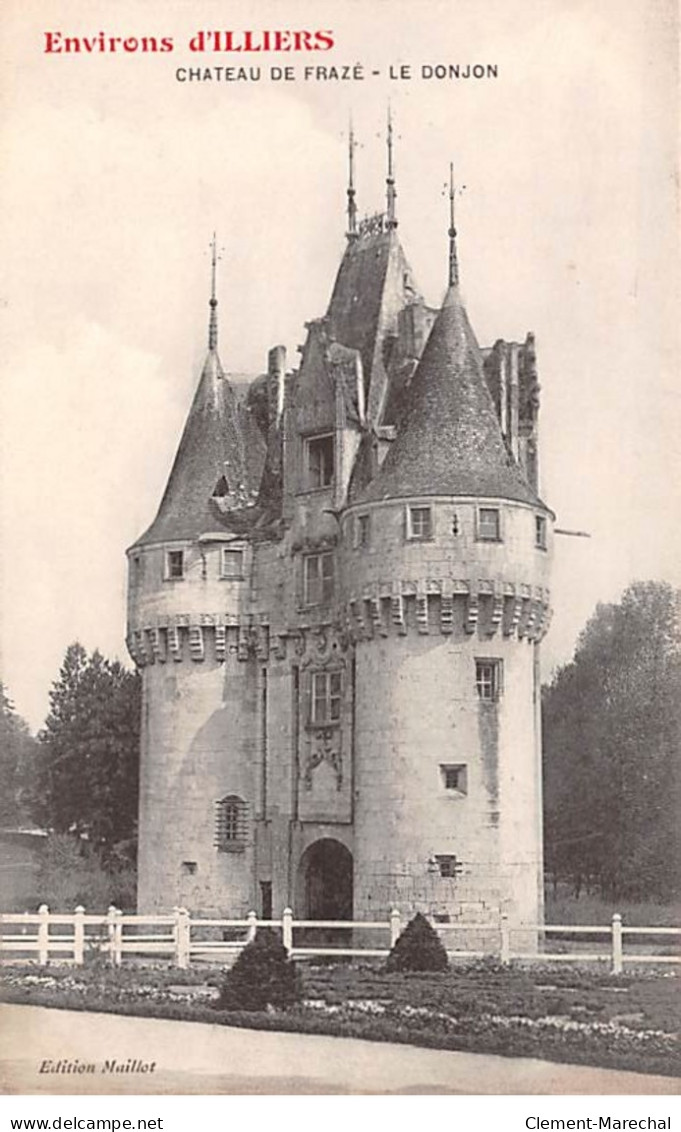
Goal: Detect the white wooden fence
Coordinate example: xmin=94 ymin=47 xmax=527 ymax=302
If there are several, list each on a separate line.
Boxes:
xmin=0 ymin=905 xmax=679 ymax=974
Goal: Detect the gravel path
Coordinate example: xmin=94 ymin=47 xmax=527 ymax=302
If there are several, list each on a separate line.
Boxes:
xmin=1 ymin=1004 xmax=678 ymax=1095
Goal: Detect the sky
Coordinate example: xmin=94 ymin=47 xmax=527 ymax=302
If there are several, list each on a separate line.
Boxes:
xmin=0 ymin=0 xmax=679 ymax=731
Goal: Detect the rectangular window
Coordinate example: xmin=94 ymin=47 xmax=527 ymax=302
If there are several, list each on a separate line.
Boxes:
xmin=475 ymin=659 xmax=503 ymax=702
xmin=311 ymin=670 xmax=342 ymax=725
xmin=407 ymin=505 xmax=433 ymax=541
xmin=435 ymin=854 xmax=461 ymax=879
xmin=478 ymin=507 xmax=501 ymax=541
xmin=165 ymin=549 xmax=184 ymax=580
xmin=303 ymin=551 xmax=334 ymax=605
xmin=535 ymin=515 xmax=547 ymax=550
xmin=221 ymin=547 xmax=244 ymax=578
xmin=306 ymin=434 xmax=334 ymax=489
xmin=355 ymin=513 xmax=370 ymax=549
xmin=440 ymin=764 xmax=468 ymax=794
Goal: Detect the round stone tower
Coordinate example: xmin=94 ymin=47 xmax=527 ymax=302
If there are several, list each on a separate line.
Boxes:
xmin=126 ymin=244 xmax=267 ymax=914
xmin=339 ymin=228 xmax=553 ymax=934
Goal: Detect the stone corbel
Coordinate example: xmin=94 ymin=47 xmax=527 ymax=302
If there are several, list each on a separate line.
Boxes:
xmin=167 ymin=625 xmax=182 ymax=661
xmin=370 ymin=595 xmax=387 ymax=637
xmin=440 ymin=593 xmax=454 ymax=634
xmin=189 ymin=625 xmax=205 ymax=661
xmin=416 ymin=592 xmax=429 ymax=634
xmin=214 ymin=624 xmax=226 ymax=662
xmin=464 ymin=592 xmax=479 ymax=635
xmin=150 ymin=627 xmax=166 ymax=664
xmin=507 ymin=596 xmax=523 ymax=637
xmin=391 ymin=592 xmax=406 ymax=635
xmin=255 ymin=624 xmax=270 ymax=660
xmin=134 ymin=629 xmax=149 ymax=667
xmin=237 ymin=625 xmax=252 ymax=661
xmin=491 ymin=592 xmax=505 ymax=634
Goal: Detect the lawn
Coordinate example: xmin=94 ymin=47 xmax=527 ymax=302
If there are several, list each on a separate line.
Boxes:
xmin=1 ymin=959 xmax=678 ymax=1079
xmin=544 ymin=889 xmax=680 ymax=928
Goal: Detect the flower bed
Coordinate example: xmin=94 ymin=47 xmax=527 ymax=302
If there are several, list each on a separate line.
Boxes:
xmin=1 ymin=960 xmax=678 ymax=1078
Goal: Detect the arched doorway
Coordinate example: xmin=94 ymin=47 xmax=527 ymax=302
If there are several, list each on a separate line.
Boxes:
xmin=298 ymin=838 xmax=353 ymax=921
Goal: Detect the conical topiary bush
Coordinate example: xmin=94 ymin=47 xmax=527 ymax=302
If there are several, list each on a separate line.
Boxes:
xmin=215 ymin=927 xmax=301 ymax=1012
xmin=385 ymin=912 xmax=449 ymax=973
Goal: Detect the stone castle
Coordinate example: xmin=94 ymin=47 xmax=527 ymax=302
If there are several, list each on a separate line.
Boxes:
xmin=126 ymin=128 xmax=553 ymax=932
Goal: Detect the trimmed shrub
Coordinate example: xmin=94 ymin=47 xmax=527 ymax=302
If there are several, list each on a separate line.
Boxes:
xmin=215 ymin=928 xmax=301 ymax=1012
xmin=385 ymin=912 xmax=449 ymax=973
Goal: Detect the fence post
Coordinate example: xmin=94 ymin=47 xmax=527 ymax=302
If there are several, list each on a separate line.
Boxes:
xmin=246 ymin=909 xmax=258 ymax=943
xmin=282 ymin=907 xmax=293 ymax=954
xmin=389 ymin=908 xmax=401 ymax=948
xmin=38 ymin=904 xmax=49 ymax=966
xmin=611 ymin=913 xmax=623 ymax=975
xmin=113 ymin=910 xmax=123 ymax=966
xmin=105 ymin=905 xmax=115 ymax=968
xmin=73 ymin=905 xmax=85 ymax=965
xmin=174 ymin=907 xmax=190 ymax=969
xmin=499 ymin=911 xmax=511 ymax=965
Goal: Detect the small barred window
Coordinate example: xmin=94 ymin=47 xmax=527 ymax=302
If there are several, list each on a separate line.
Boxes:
xmin=215 ymin=795 xmax=248 ymax=852
xmin=435 ymin=854 xmax=461 ymax=879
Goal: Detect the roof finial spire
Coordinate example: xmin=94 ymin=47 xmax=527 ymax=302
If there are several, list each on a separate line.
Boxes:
xmin=386 ymin=105 xmax=397 ymax=230
xmin=346 ymin=116 xmax=358 ymax=240
xmin=209 ymin=232 xmax=219 ymax=351
xmin=448 ymin=163 xmax=459 ymax=288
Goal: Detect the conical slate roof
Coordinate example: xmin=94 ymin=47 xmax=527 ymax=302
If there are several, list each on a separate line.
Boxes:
xmin=356 ymin=285 xmax=543 ymax=506
xmin=132 ymin=349 xmax=264 ymax=547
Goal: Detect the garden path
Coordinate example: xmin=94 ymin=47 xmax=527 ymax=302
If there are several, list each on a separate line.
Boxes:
xmin=1 ymin=1004 xmax=678 ymax=1095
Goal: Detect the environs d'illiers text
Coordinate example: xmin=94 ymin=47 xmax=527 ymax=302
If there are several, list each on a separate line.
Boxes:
xmin=43 ymin=30 xmax=335 ymax=54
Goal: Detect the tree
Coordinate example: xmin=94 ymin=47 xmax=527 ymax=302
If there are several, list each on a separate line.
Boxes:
xmin=216 ymin=929 xmax=301 ymax=1012
xmin=385 ymin=912 xmax=449 ymax=972
xmin=35 ymin=644 xmax=141 ymax=857
xmin=543 ymin=581 xmax=680 ymax=901
xmin=0 ymin=683 xmax=39 ymax=827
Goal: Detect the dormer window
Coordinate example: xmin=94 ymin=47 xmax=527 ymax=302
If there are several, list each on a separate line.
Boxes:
xmin=477 ymin=507 xmax=501 ymax=542
xmin=306 ymin=434 xmax=334 ymax=489
xmin=165 ymin=549 xmax=185 ymax=581
xmin=213 ymin=475 xmax=230 ymax=498
xmin=221 ymin=547 xmax=244 ymax=579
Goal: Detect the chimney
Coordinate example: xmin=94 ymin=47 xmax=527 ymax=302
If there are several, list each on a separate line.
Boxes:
xmin=267 ymin=345 xmax=286 ymax=429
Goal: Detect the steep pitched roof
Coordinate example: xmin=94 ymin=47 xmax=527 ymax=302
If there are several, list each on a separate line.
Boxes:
xmin=326 ymin=227 xmax=421 ymax=423
xmin=132 ymin=350 xmax=266 ymax=547
xmin=354 ymin=285 xmax=544 ymax=507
